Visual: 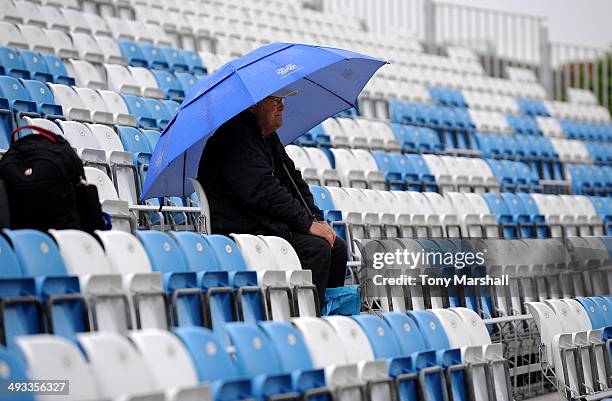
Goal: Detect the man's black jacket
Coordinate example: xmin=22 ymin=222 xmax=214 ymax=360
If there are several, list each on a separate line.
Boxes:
xmin=197 ymin=110 xmax=324 ymax=240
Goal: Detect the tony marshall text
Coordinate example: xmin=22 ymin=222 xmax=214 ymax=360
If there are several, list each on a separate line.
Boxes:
xmin=372 ymin=274 xmax=509 ymax=287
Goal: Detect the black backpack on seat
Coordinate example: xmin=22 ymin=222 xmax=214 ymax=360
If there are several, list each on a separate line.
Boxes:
xmin=0 ymin=125 xmax=106 ymax=233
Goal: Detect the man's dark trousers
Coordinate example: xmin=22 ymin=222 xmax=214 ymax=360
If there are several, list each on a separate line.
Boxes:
xmin=289 ymin=233 xmax=348 ymax=309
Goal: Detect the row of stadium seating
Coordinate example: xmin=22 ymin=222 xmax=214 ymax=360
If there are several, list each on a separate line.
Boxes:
xmin=527 ymin=298 xmax=612 ymax=398
xmin=7 ymin=308 xmax=512 ymax=401
xmin=5 ymin=114 xmax=611 ymax=207
xmin=386 ymin=100 xmax=611 ymax=138
xmin=366 ymin=75 xmax=610 ymax=124
xmin=1 ymin=2 xmax=609 ymax=126
xmin=307 ymin=186 xmax=611 ymax=240
xmin=4 ymin=227 xmax=610 ymax=351
xmin=290 ymin=146 xmax=612 ymax=196
xmin=0 ymin=57 xmax=200 ymax=107
xmin=0 ymin=22 xmax=206 ymax=73
xmin=0 ymin=229 xmax=322 ymax=351
xmin=354 ymin=236 xmax=612 ymax=317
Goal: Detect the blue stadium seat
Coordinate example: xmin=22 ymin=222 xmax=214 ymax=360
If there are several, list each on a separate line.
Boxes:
xmin=589 ymin=196 xmax=612 ymax=233
xmin=2 ymin=229 xmax=88 ymax=345
xmin=139 ymin=44 xmax=170 ymax=70
xmin=591 ymin=297 xmax=612 ymax=325
xmin=203 ymin=234 xmax=266 ymax=323
xmin=371 ymin=150 xmax=408 ymax=190
xmin=499 ymin=192 xmax=544 ymax=238
xmin=567 ymin=164 xmax=592 ymax=195
xmin=0 ymin=76 xmax=38 ymax=115
xmin=20 ymin=80 xmax=63 ymax=118
xmin=498 ymin=135 xmax=518 ymax=159
xmin=308 ymin=185 xmax=342 ymax=223
xmin=486 ymin=159 xmax=514 ymax=192
xmin=114 ymin=125 xmax=148 ymax=195
xmin=474 ymin=133 xmax=500 ymax=159
xmin=180 ymin=49 xmax=207 ymax=75
xmin=356 ymin=314 xmax=457 ymax=401
xmin=40 ymin=54 xmax=74 ymax=86
xmin=161 ymin=99 xmax=180 ymax=117
xmin=516 ymin=193 xmax=549 ymax=235
xmin=559 ymin=120 xmax=580 ymax=140
xmin=575 ymin=297 xmax=607 ymax=329
xmin=225 ymin=323 xmax=320 ymax=400
xmin=388 ymin=99 xmax=407 ymax=124
xmin=482 ymin=193 xmax=519 ymax=238
xmin=116 ymin=125 xmax=152 ymax=170
xmin=17 ymin=50 xmax=53 ymax=83
xmin=0 ymin=346 xmax=34 ymax=400
xmin=151 ymin=70 xmax=184 ymax=100
xmin=0 ymin=47 xmax=29 ymax=79
xmin=0 ymin=102 xmax=11 ymax=149
xmin=137 ymin=230 xmax=205 ymax=328
xmin=173 ymin=326 xmax=254 ymax=401
xmin=259 ymin=321 xmax=331 ymax=398
xmin=0 ymin=234 xmax=42 ymax=350
xmin=585 ymin=141 xmax=612 ymax=165
xmin=428 ymin=86 xmax=467 ymax=108
xmin=172 ymin=232 xmax=240 ymax=345
xmin=415 ymin=126 xmax=445 ymax=153
xmin=510 ymin=161 xmax=542 ymax=193
xmin=307 ymin=124 xmax=331 ymax=147
xmin=121 ymin=94 xmax=158 ymax=129
xmin=142 ymin=98 xmax=172 ymax=129
xmin=516 ymin=98 xmax=549 ymax=117
xmin=506 ymin=114 xmax=540 ymax=136
xmin=395 ymin=311 xmax=455 ymax=401
xmin=175 ymin=72 xmax=198 ymax=95
xmin=117 ymin=40 xmax=148 ymax=67
xmin=453 ymin=108 xmax=475 ymax=129
xmin=141 ymin=128 xmax=161 ymax=151
xmin=403 ymin=153 xmax=438 ymax=192
xmin=292 ymin=131 xmax=316 ymax=147
xmin=161 ymin=47 xmax=189 ymax=72
xmin=401 ymin=102 xmax=428 ymax=126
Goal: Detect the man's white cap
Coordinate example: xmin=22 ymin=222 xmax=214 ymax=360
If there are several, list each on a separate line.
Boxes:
xmin=271 ymin=88 xmax=299 ymax=97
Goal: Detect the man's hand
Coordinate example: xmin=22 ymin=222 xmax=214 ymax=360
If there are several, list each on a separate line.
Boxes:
xmin=308 ymin=221 xmax=336 ymax=247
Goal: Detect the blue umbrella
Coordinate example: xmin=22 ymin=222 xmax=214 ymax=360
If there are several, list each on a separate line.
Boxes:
xmin=141 ymin=42 xmax=387 ymax=200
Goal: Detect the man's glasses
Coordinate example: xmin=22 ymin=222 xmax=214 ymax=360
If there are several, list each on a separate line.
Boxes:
xmin=266 ymin=96 xmax=285 ymax=106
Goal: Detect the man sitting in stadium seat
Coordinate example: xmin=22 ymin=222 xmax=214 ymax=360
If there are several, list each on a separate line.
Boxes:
xmin=197 ymin=89 xmax=347 ymax=309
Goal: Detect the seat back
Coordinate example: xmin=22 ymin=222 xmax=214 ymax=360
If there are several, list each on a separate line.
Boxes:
xmin=49 ymin=229 xmax=111 ymax=276
xmin=430 ymin=308 xmax=472 ymax=348
xmin=172 ymin=232 xmax=220 ymax=272
xmin=309 ymin=185 xmax=335 ymax=211
xmin=292 ymin=316 xmax=348 ymax=367
xmin=383 ymin=312 xmax=428 ymax=355
xmin=77 ymin=332 xmax=155 ymax=399
xmin=128 ymin=329 xmax=200 ymax=389
xmin=3 ymin=229 xmax=67 ymax=277
xmin=84 ymin=167 xmax=118 ymax=201
xmin=259 ymin=321 xmax=314 ymax=371
xmin=325 ymin=315 xmax=375 ymax=363
xmin=137 ymin=231 xmax=189 ymax=274
xmin=96 ymin=231 xmax=153 ymax=274
xmin=230 ymin=233 xmax=277 ymax=272
xmin=408 ymin=310 xmax=451 ymax=351
xmin=16 ymin=334 xmax=99 ymax=400
xmin=173 ymin=326 xmax=241 ymax=382
xmin=224 ymin=323 xmax=284 ymax=377
xmin=204 ymin=234 xmax=248 ymax=271
xmin=352 ymin=315 xmax=403 ymax=359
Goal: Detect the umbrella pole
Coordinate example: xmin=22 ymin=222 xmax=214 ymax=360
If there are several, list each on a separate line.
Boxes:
xmin=282 ymin=162 xmax=316 ymax=222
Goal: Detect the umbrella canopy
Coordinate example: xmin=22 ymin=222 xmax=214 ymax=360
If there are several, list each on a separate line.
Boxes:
xmin=141 ymin=42 xmax=386 ymax=200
